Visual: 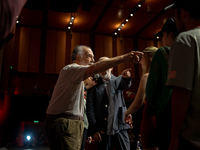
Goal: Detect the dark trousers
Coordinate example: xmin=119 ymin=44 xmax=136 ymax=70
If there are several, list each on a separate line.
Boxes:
xmin=96 ymin=130 xmax=130 ymax=150
xmin=80 ymin=128 xmax=87 ymax=150
xmin=156 ymin=101 xmax=171 ymax=150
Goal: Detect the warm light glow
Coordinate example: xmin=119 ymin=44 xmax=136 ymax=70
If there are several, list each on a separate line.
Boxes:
xmin=130 ymin=14 xmax=133 ymax=16
xmin=118 ymin=28 xmax=121 ymax=31
xmin=126 ymin=19 xmax=129 ymax=22
xmin=71 ymin=17 xmax=74 ymax=20
xmin=68 ymin=26 xmax=71 ymax=29
xmin=122 ymin=24 xmax=124 ymax=26
xmin=157 ymin=36 xmax=159 ymax=39
xmin=114 ymin=32 xmax=117 ymax=35
xmin=69 ymin=22 xmax=72 ymax=24
xmin=16 ymin=21 xmax=19 ymax=23
xmin=138 ymin=4 xmax=141 ymax=7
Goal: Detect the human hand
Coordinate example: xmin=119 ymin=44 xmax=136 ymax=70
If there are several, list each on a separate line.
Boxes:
xmin=86 ymin=136 xmax=92 ymax=144
xmin=93 ymin=132 xmax=102 ymax=142
xmin=124 ymin=113 xmax=133 ymax=129
xmin=122 ymin=51 xmax=143 ymax=64
xmin=84 ymin=77 xmax=97 ymax=90
xmin=121 ymin=68 xmax=132 ymax=78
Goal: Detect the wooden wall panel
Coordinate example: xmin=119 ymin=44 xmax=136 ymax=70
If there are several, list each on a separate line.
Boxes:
xmin=18 ymin=27 xmax=31 ymax=72
xmin=125 ymin=38 xmax=135 ymax=78
xmin=29 ymin=28 xmax=41 ymax=73
xmin=55 ymin=31 xmax=66 ymax=74
xmin=117 ymin=37 xmax=125 ymax=76
xmin=95 ymin=35 xmax=104 ymax=61
xmin=103 ymin=36 xmax=112 ymax=58
xmin=80 ymin=33 xmax=90 ymax=46
xmin=157 ymin=40 xmax=163 ymax=48
xmin=45 ymin=30 xmax=56 ymax=74
xmin=71 ymin=32 xmax=80 ymax=52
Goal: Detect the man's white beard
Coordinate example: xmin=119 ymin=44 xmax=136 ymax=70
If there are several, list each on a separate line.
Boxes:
xmin=100 ymin=70 xmax=111 ymax=80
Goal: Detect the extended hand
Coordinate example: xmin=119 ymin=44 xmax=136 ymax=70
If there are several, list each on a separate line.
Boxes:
xmin=84 ymin=77 xmax=97 ymax=90
xmin=124 ymin=113 xmax=133 ymax=129
xmin=121 ymin=68 xmax=132 ymax=78
xmin=93 ymin=132 xmax=102 ymax=142
xmin=122 ymin=51 xmax=143 ymax=64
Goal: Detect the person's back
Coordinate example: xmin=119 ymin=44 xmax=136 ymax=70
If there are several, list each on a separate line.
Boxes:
xmin=146 ymin=18 xmax=178 ymax=150
xmin=165 ymin=0 xmax=200 ymax=149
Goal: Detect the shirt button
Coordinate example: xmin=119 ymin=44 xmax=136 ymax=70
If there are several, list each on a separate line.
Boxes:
xmin=104 ymin=118 xmax=107 ymax=120
xmin=105 ymin=105 xmax=108 ymax=107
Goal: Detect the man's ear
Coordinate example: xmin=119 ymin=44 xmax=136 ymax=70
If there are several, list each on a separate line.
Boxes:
xmin=180 ymin=8 xmax=188 ymax=20
xmin=76 ymin=55 xmax=80 ymax=61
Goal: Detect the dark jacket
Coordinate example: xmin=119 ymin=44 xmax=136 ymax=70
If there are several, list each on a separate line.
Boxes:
xmin=86 ymin=74 xmax=131 ymax=136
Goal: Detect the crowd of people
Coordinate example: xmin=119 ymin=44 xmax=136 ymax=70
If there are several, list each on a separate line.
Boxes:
xmin=1 ymin=0 xmax=200 ymax=149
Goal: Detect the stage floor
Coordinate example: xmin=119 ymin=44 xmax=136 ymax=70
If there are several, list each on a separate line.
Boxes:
xmin=1 ymin=146 xmax=50 ymax=150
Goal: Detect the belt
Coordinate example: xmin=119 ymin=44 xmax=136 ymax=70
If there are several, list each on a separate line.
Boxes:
xmin=47 ymin=113 xmax=84 ymax=121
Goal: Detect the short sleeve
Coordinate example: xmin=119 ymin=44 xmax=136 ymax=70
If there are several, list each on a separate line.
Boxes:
xmin=61 ymin=64 xmax=89 ymax=83
xmin=166 ymin=33 xmax=196 ymax=90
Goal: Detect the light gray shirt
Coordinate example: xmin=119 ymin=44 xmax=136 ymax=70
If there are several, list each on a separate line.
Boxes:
xmin=46 ymin=63 xmax=88 ymax=117
xmin=166 ymin=27 xmax=200 ymax=148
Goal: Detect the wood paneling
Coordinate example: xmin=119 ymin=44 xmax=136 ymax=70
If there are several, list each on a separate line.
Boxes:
xmin=18 ymin=27 xmax=31 ymax=72
xmin=71 ymin=32 xmax=81 ymax=52
xmin=55 ymin=31 xmax=66 ymax=74
xmin=125 ymin=38 xmax=135 ymax=78
xmin=45 ymin=30 xmax=56 ymax=73
xmin=80 ymin=33 xmax=90 ymax=46
xmin=103 ymin=36 xmax=112 ymax=58
xmin=95 ymin=35 xmax=104 ymax=61
xmin=29 ymin=28 xmax=41 ymax=73
xmin=117 ymin=37 xmax=126 ymax=76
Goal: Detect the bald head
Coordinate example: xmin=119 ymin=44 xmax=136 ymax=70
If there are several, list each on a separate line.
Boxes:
xmin=99 ymin=57 xmax=109 ymax=61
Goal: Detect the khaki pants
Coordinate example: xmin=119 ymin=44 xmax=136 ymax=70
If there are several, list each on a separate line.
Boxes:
xmin=44 ymin=116 xmax=84 ymax=150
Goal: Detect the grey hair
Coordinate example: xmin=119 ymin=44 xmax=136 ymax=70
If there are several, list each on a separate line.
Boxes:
xmin=71 ymin=45 xmax=91 ymax=62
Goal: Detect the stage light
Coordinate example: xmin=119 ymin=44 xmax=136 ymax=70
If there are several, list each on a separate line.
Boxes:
xmin=138 ymin=4 xmax=141 ymax=7
xmin=126 ymin=19 xmax=129 ymax=22
xmin=130 ymin=13 xmax=133 ymax=16
xmin=26 ymin=135 xmax=31 ymax=141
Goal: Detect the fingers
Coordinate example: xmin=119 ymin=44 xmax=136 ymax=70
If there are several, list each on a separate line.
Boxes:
xmin=97 ymin=132 xmax=102 ymax=142
xmin=133 ymin=51 xmax=144 ymax=55
xmin=121 ymin=68 xmax=132 ymax=78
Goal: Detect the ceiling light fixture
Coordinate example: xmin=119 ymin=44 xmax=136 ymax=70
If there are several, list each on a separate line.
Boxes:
xmin=113 ymin=0 xmax=146 ymax=36
xmin=67 ymin=13 xmax=75 ymax=30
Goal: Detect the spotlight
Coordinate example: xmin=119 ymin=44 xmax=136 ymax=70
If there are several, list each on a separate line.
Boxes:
xmin=138 ymin=4 xmax=141 ymax=7
xmin=130 ymin=14 xmax=133 ymax=16
xmin=114 ymin=32 xmax=117 ymax=35
xmin=126 ymin=19 xmax=129 ymax=22
xmin=26 ymin=135 xmax=31 ymax=141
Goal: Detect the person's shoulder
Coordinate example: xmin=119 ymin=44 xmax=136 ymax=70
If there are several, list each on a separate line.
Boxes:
xmin=63 ymin=63 xmax=88 ymax=70
xmin=177 ymin=28 xmax=200 ymax=41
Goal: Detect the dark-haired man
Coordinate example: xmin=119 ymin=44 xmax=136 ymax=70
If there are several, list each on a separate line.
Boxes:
xmin=165 ymin=0 xmax=200 ymax=149
xmin=44 ymin=45 xmax=142 ymax=150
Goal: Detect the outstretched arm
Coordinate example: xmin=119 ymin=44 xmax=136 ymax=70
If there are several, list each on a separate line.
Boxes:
xmin=84 ymin=51 xmax=143 ymax=80
xmin=124 ymin=73 xmax=148 ymax=122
